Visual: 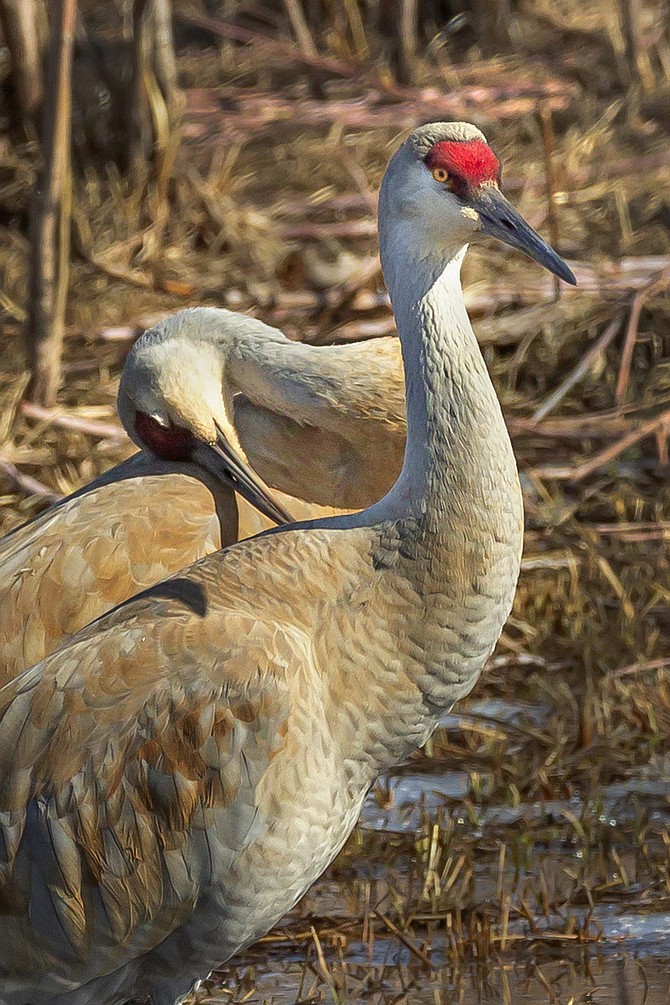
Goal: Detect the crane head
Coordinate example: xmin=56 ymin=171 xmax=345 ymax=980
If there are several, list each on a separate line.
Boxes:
xmin=381 ymin=121 xmax=575 ymax=285
xmin=118 ymin=327 xmax=232 ymax=454
xmin=117 ymin=311 xmax=295 ymax=526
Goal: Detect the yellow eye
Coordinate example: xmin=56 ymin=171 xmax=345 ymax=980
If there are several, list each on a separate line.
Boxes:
xmin=431 ymin=166 xmax=450 ymax=183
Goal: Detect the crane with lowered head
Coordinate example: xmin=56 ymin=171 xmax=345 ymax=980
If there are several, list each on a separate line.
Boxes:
xmin=0 ymin=312 xmax=405 ymax=679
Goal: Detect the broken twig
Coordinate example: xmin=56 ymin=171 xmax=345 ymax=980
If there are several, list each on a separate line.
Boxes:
xmin=532 ymin=316 xmax=623 ymax=422
xmin=20 ymin=402 xmax=127 ymax=441
xmin=614 ymin=267 xmax=670 ymax=407
xmin=0 ymin=456 xmax=62 ymax=502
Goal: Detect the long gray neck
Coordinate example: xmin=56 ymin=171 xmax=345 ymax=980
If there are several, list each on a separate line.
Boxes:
xmin=321 ymin=226 xmax=524 ymax=782
xmin=371 ymin=229 xmax=522 ymax=542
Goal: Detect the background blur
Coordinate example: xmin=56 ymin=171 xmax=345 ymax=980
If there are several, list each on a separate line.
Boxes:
xmin=0 ymin=2 xmax=669 ymax=1001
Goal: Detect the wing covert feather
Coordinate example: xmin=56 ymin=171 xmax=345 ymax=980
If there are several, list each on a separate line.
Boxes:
xmin=0 ymin=533 xmax=315 ymax=980
xmin=0 ymin=457 xmax=237 ymax=681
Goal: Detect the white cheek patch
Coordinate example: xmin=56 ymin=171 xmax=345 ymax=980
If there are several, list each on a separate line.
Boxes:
xmin=150 ymin=412 xmax=170 ymax=427
xmin=461 ymin=206 xmax=480 ymax=224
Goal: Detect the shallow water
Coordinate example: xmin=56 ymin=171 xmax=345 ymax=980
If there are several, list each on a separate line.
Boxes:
xmin=206 ymin=953 xmax=670 ymax=1004
xmin=201 ymin=699 xmax=670 ymax=1003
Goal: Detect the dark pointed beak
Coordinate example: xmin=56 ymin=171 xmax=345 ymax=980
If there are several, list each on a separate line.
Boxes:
xmin=196 ymin=422 xmax=295 ymax=527
xmin=472 ymin=186 xmax=576 ymax=286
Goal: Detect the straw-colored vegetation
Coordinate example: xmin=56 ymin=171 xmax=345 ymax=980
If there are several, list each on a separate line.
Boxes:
xmin=0 ymin=0 xmax=669 ymax=998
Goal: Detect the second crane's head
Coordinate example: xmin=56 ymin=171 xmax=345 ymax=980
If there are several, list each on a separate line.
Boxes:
xmin=117 ymin=308 xmax=294 ymax=526
xmin=379 ymin=121 xmax=575 ymax=287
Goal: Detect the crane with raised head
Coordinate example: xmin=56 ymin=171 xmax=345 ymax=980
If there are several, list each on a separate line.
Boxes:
xmin=0 ymin=314 xmax=404 ymax=679
xmin=0 ymin=122 xmax=575 ymax=1004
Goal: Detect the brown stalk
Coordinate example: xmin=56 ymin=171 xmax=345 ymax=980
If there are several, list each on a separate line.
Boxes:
xmin=282 ymin=0 xmax=318 ymax=58
xmin=503 ymin=413 xmax=630 ymax=440
xmin=610 ymin=657 xmax=670 ymax=678
xmin=618 ymin=0 xmax=653 ymax=91
xmin=567 ymin=406 xmax=670 ymax=482
xmin=533 ymin=963 xmax=559 ymax=1002
xmin=129 ymin=0 xmax=154 ymax=175
xmin=591 ymin=520 xmax=670 ymax=541
xmin=373 ymin=911 xmax=433 ymax=967
xmin=84 ymin=249 xmax=195 ymax=298
xmin=538 ymin=105 xmax=561 ymax=301
xmin=656 ymin=424 xmax=669 ymax=465
xmin=310 ymin=926 xmax=337 ymax=995
xmin=282 ymin=0 xmax=325 ymax=98
xmin=396 ymin=0 xmax=418 ymax=85
xmin=153 ymin=0 xmax=181 ymax=113
xmin=26 ymin=0 xmax=77 ymax=407
xmin=0 ymin=0 xmax=42 ymax=138
xmin=342 ymin=0 xmax=369 ymax=59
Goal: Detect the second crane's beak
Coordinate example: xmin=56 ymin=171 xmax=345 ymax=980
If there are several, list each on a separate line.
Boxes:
xmin=472 ymin=186 xmax=576 ymax=286
xmin=196 ymin=422 xmax=295 ymax=527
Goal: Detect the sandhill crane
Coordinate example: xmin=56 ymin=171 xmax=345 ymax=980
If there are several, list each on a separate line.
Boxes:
xmin=119 ymin=308 xmax=405 ymax=511
xmin=0 ymin=122 xmax=574 ymax=1004
xmin=0 ymin=314 xmax=404 ymax=679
